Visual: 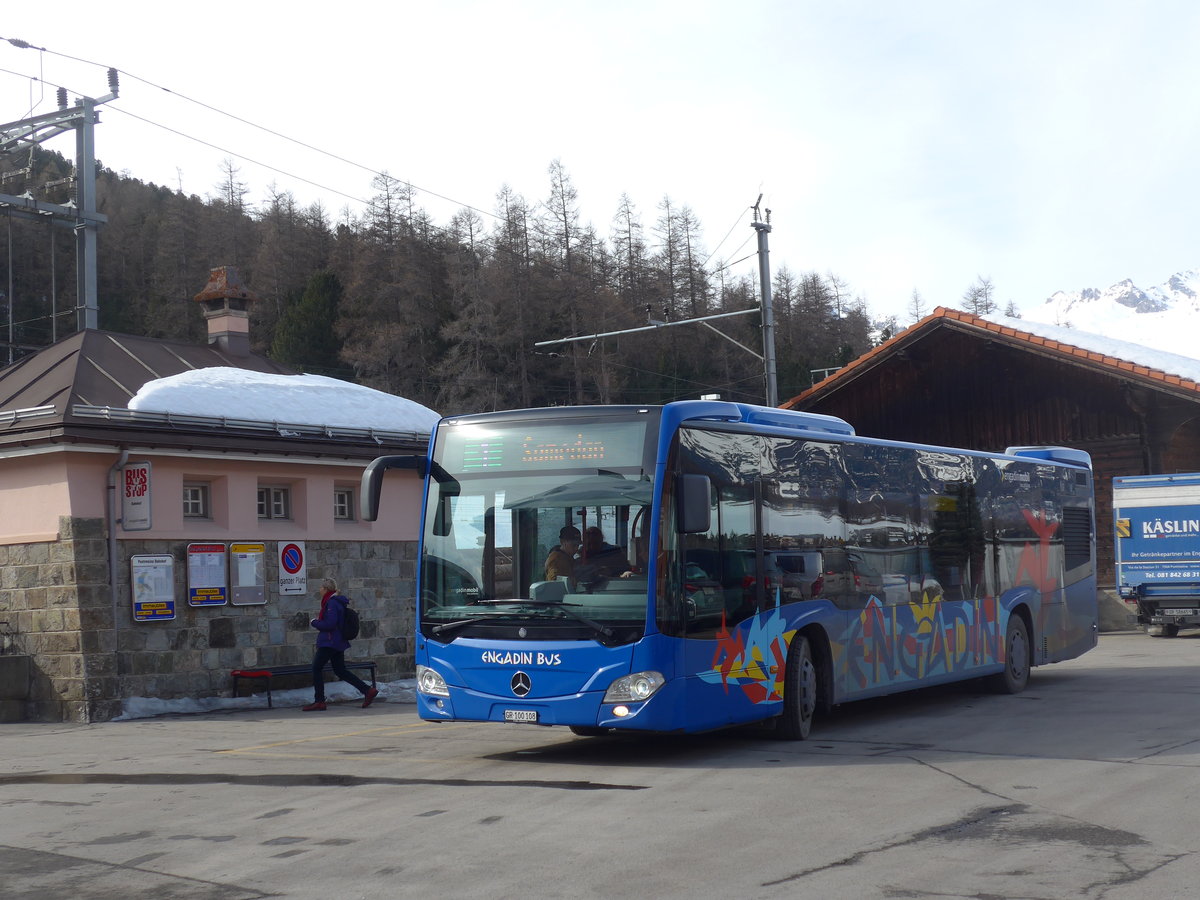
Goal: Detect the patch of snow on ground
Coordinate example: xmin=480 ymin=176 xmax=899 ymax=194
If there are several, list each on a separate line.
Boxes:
xmin=113 ymin=679 xmax=417 ymax=720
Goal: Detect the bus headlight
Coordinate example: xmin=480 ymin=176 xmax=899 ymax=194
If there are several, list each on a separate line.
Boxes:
xmin=416 ymin=664 xmax=450 ymax=697
xmin=603 ymin=671 xmax=665 ymax=704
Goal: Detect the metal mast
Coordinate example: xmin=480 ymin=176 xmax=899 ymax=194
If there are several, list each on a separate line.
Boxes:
xmin=537 ymin=199 xmax=782 ymax=407
xmin=751 ymin=196 xmax=778 ymax=407
xmin=0 ymin=68 xmax=117 ymax=342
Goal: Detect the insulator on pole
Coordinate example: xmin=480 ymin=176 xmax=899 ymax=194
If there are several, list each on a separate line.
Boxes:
xmin=107 ymin=67 xmax=119 ymax=95
xmin=57 ymin=87 xmax=68 ymax=109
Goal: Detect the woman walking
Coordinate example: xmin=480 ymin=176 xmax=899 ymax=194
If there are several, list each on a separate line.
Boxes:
xmin=302 ymin=577 xmax=378 ymax=711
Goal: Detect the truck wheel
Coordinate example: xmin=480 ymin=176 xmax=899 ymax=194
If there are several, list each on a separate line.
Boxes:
xmin=1146 ymin=624 xmax=1179 ymax=637
xmin=776 ymin=635 xmax=817 ymax=740
xmin=988 ymin=615 xmax=1030 ymax=694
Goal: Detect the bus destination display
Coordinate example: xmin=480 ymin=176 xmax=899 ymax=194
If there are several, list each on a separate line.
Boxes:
xmin=446 ymin=421 xmax=647 ymax=473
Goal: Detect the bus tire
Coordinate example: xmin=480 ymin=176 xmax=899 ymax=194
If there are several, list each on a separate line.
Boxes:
xmin=988 ymin=614 xmax=1030 ymax=694
xmin=776 ymin=634 xmax=817 ymax=740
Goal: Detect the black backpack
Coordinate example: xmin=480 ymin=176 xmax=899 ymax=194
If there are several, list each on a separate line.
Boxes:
xmin=340 ymin=599 xmax=361 ymax=641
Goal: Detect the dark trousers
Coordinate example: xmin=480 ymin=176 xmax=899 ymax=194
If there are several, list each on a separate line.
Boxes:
xmin=311 ymin=647 xmax=369 ymax=701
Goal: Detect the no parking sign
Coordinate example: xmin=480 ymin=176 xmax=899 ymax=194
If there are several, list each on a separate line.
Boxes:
xmin=278 ymin=541 xmax=307 ymax=595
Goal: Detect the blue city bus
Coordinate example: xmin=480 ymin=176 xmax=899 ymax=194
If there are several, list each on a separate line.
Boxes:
xmin=363 ymin=401 xmax=1098 ymax=739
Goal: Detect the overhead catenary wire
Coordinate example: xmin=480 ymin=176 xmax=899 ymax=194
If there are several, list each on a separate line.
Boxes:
xmin=2 ymin=36 xmax=778 ymax=371
xmin=0 ymin=35 xmax=501 ymax=225
xmin=2 ymin=36 xmax=770 ymax=289
xmin=0 ymin=62 xmax=604 ymax=291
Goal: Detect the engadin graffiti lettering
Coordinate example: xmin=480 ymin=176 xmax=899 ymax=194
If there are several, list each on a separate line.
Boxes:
xmin=841 ymin=592 xmax=1002 ymax=692
xmin=698 ymin=509 xmax=1076 ymax=703
xmin=698 ymin=608 xmax=796 ymax=704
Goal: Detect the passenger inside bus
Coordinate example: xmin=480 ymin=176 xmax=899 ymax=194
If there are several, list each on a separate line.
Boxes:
xmin=544 ymin=526 xmax=582 ymax=581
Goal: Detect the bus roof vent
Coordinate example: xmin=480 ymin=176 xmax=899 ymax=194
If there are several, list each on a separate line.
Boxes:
xmin=736 ymin=404 xmax=856 ymax=436
xmin=1004 ymin=446 xmax=1093 ymax=468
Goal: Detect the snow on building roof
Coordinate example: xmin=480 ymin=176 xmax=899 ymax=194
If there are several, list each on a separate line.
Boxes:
xmin=128 ymin=368 xmax=440 ymax=433
xmin=984 ymin=313 xmax=1200 ymax=384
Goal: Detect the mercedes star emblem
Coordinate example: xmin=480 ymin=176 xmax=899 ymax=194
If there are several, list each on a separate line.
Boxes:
xmin=511 ymin=671 xmax=532 ymax=697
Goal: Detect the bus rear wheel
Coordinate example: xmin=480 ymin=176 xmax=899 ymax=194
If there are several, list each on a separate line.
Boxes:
xmin=776 ymin=634 xmax=817 ymax=740
xmin=988 ymin=615 xmax=1030 ymax=694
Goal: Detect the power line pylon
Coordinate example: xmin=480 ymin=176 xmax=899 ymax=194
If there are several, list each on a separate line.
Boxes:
xmin=0 ymin=68 xmax=118 ymax=354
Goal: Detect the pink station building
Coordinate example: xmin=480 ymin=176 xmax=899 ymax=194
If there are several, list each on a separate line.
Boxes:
xmin=0 ymin=268 xmax=429 ymax=722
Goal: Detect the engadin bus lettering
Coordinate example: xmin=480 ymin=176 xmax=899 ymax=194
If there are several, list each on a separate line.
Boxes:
xmin=362 ymin=401 xmax=1098 ymax=740
xmin=482 ymin=650 xmax=562 ymax=666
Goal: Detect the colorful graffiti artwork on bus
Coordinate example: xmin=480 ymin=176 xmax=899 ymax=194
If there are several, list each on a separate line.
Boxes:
xmin=840 ymin=592 xmax=1002 ymax=691
xmin=698 ymin=607 xmax=796 ymax=704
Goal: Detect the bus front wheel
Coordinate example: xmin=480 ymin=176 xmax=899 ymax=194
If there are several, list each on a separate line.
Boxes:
xmin=776 ymin=635 xmax=817 ymax=740
xmin=988 ymin=615 xmax=1030 ymax=694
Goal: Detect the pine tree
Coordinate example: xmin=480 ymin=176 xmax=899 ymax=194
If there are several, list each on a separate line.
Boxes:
xmin=271 ymin=270 xmax=344 ymax=375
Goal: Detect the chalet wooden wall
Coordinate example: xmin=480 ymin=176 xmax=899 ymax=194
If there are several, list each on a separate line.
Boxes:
xmin=793 ymin=326 xmax=1200 ymax=589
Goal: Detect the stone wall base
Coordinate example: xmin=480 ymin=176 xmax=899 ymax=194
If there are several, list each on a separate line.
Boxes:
xmin=1 ymin=517 xmax=418 ymax=723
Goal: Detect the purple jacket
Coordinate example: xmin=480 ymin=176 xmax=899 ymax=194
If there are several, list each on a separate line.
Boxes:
xmin=311 ymin=592 xmax=351 ymax=651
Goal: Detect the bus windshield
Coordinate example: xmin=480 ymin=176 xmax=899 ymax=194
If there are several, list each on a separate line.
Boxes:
xmin=418 ymin=415 xmax=656 ymax=644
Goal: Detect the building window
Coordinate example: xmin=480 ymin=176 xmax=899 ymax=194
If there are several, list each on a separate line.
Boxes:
xmin=257 ymin=486 xmax=291 ymax=520
xmin=334 ymin=488 xmax=355 ymax=521
xmin=183 ymin=483 xmax=211 ymax=519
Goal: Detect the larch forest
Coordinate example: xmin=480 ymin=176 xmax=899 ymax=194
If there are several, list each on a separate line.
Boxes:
xmin=1 ymin=148 xmax=894 ymax=414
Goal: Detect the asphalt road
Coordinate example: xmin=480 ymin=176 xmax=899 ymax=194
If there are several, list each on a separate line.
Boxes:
xmin=2 ymin=630 xmax=1200 ymax=900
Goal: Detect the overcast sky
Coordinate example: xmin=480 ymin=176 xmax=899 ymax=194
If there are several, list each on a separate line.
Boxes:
xmin=4 ymin=1 xmax=1200 ymax=323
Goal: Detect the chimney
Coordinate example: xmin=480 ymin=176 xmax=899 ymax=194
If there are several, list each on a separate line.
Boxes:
xmin=193 ymin=266 xmax=261 ymax=356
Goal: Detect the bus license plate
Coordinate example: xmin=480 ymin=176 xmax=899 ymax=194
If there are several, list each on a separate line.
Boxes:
xmin=504 ymin=709 xmax=538 ymax=723
xmin=1161 ymin=609 xmax=1197 ymax=616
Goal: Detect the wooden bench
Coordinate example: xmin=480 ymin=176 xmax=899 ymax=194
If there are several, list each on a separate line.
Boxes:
xmin=230 ymin=661 xmax=377 ymax=709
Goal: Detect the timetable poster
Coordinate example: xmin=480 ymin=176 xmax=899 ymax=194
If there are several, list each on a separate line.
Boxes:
xmin=131 ymin=555 xmax=176 ymax=622
xmin=230 ymin=542 xmax=267 ymax=605
xmin=187 ymin=543 xmax=228 ymax=606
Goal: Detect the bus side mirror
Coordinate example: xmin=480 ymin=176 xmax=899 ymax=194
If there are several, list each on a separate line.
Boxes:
xmin=676 ymin=474 xmax=712 ymax=534
xmin=360 ymin=455 xmax=427 ymax=521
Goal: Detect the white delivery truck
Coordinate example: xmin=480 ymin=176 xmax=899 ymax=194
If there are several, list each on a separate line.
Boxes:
xmin=1114 ymin=473 xmax=1200 ymax=636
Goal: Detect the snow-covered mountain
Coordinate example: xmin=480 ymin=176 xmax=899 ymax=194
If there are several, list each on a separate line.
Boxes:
xmin=1023 ymin=270 xmax=1200 ymax=360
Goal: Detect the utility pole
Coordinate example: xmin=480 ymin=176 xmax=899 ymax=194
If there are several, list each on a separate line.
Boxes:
xmin=535 ymin=199 xmax=783 ymax=407
xmin=752 ymin=196 xmax=778 ymax=407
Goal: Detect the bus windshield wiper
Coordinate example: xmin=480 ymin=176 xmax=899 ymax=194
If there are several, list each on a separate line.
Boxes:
xmin=476 ymin=599 xmax=615 ymax=639
xmin=426 ymin=615 xmax=492 ymax=636
xmin=427 ymin=601 xmax=615 ymax=641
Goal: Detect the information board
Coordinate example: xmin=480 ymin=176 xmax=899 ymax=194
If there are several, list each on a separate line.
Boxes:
xmin=131 ymin=554 xmax=176 ymax=622
xmin=230 ymin=542 xmax=267 ymax=605
xmin=187 ymin=543 xmax=228 ymax=606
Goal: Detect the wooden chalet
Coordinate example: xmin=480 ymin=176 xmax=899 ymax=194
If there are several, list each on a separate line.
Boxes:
xmin=782 ymin=306 xmax=1200 ymax=595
